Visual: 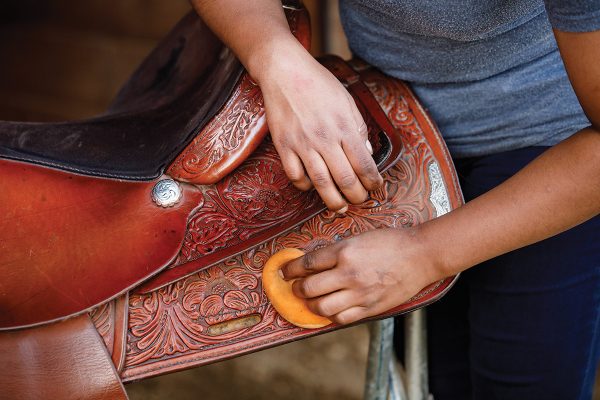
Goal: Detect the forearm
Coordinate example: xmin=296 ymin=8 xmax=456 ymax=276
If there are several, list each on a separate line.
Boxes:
xmin=190 ymin=0 xmax=306 ymax=83
xmin=423 ymin=128 xmax=600 ymax=277
xmin=192 ymin=1 xmax=380 ymax=209
xmin=554 ymin=29 xmax=600 ymax=128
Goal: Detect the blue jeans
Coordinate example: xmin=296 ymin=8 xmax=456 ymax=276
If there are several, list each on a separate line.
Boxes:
xmin=395 ymin=146 xmax=600 ymax=399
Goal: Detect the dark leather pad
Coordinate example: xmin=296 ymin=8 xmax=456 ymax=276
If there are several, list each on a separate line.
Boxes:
xmin=0 ymin=12 xmax=243 ymax=181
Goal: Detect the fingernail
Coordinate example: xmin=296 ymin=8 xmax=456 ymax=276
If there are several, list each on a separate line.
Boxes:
xmin=336 ymin=205 xmax=348 ymax=214
xmin=278 ymin=268 xmax=285 ymax=279
xmin=365 ymin=140 xmax=373 ymax=155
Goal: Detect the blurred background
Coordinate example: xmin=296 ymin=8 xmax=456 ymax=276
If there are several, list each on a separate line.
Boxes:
xmin=0 ymin=1 xmax=597 ymax=399
xmin=0 ymin=0 xmax=350 ymax=122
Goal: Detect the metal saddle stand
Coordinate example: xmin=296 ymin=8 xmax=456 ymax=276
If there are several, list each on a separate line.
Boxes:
xmin=365 ymin=311 xmax=432 ymax=400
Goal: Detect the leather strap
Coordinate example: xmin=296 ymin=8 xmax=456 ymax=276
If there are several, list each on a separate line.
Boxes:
xmin=320 ymin=55 xmax=400 ymax=144
xmin=0 ymin=314 xmax=128 ymax=400
xmin=112 ymin=294 xmax=130 ymax=373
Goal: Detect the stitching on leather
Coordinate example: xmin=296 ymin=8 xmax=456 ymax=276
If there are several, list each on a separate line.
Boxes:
xmin=0 ymin=155 xmax=157 ymax=181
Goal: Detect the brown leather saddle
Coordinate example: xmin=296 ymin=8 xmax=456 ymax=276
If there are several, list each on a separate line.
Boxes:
xmin=0 ymin=4 xmax=463 ymax=399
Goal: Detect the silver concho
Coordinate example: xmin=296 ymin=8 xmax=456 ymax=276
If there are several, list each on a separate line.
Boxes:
xmin=151 ymin=179 xmax=182 ymax=208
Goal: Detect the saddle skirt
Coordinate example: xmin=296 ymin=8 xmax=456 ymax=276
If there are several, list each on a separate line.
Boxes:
xmin=0 ymin=4 xmax=463 ymax=400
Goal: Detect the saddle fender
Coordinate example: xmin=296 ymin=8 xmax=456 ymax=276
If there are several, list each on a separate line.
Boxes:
xmin=0 ymin=162 xmax=202 ymax=329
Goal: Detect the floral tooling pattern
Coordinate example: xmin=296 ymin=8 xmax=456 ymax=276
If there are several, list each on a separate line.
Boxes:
xmin=175 ymin=141 xmax=322 ymax=264
xmin=119 ymin=67 xmax=454 ymax=382
xmin=166 ymin=8 xmax=307 ymax=185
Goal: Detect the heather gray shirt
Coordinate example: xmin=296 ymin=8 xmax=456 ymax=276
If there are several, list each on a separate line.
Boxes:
xmin=339 ymin=0 xmax=600 ymax=157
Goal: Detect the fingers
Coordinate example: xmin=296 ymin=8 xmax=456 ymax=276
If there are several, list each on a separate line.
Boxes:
xmin=342 ymin=135 xmax=383 ymax=192
xmin=344 ymin=97 xmax=383 ymax=191
xmin=304 ymin=289 xmax=357 ymax=317
xmin=331 ymin=306 xmax=370 ymax=325
xmin=279 ymin=150 xmax=312 ymax=191
xmin=303 ymin=152 xmax=348 ymax=212
xmin=291 ymin=269 xmax=345 ymax=299
xmin=281 ymin=244 xmax=339 ymax=280
xmin=322 ymin=149 xmax=368 ymax=204
xmin=309 ymin=292 xmax=371 ymax=324
xmin=268 ymin=88 xmax=382 ymax=208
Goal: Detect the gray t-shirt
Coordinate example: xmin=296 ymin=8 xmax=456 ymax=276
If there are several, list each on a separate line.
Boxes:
xmin=339 ymin=0 xmax=600 ymax=157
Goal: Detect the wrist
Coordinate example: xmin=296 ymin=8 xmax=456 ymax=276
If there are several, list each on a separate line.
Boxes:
xmin=407 ymin=223 xmax=458 ymax=282
xmin=246 ymin=36 xmax=314 ymax=86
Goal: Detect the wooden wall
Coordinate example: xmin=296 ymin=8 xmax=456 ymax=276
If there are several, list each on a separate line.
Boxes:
xmin=0 ymin=0 xmax=191 ymax=121
xmin=0 ymin=0 xmax=349 ymax=122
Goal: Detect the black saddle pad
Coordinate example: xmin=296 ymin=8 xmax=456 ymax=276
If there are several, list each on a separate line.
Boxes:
xmin=0 ymin=12 xmax=243 ymax=181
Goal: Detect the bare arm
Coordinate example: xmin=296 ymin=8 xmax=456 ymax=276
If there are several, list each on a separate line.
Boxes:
xmin=554 ymin=29 xmax=600 ymax=128
xmin=190 ymin=0 xmax=297 ymax=80
xmin=424 ymin=29 xmax=600 ymax=277
xmin=282 ymin=29 xmax=600 ymax=324
xmin=191 ymin=0 xmax=383 ymax=211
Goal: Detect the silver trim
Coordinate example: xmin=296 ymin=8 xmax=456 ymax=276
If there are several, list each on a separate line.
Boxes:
xmin=427 ymin=162 xmax=451 ymax=217
xmin=282 ymin=4 xmax=302 ymax=11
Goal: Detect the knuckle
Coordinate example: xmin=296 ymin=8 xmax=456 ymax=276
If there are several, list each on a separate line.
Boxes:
xmin=362 ymin=295 xmax=379 ymax=309
xmin=359 ymin=165 xmax=381 ymax=186
xmin=292 ymin=179 xmax=312 ymax=191
xmin=298 ymin=280 xmax=313 ymax=297
xmin=302 ymin=253 xmax=317 ymax=272
xmin=357 ymin=156 xmax=376 ymax=174
xmin=343 ymin=268 xmax=361 ymax=286
xmin=274 ymin=131 xmax=297 ymax=150
xmin=333 ymin=313 xmax=353 ymax=325
xmin=330 ymin=200 xmax=348 ymax=212
xmin=337 ymin=173 xmax=358 ymax=189
xmin=337 ymin=247 xmax=353 ymax=264
xmin=358 ymin=122 xmax=368 ymax=136
xmin=285 ymin=169 xmax=304 ymax=182
xmin=313 ymin=126 xmax=328 ymax=141
xmin=276 ymin=136 xmax=290 ymax=149
xmin=335 ymin=116 xmax=350 ymax=132
xmin=311 ymin=172 xmax=331 ymax=187
xmin=313 ymin=300 xmax=330 ymax=316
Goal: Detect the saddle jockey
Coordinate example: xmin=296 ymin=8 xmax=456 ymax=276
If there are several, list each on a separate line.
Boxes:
xmin=192 ymin=1 xmax=600 ymax=399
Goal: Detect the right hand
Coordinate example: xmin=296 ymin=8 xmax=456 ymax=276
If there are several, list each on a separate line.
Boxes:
xmin=252 ymin=42 xmax=383 ymax=211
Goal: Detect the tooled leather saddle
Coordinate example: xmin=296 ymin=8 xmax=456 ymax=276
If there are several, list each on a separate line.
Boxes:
xmin=0 ymin=4 xmax=462 ymax=399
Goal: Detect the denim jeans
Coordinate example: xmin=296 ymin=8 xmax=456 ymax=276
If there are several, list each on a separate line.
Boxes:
xmin=395 ymin=146 xmax=600 ymax=399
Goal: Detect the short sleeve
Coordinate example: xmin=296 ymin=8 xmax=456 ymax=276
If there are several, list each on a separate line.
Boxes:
xmin=544 ymin=0 xmax=600 ymax=32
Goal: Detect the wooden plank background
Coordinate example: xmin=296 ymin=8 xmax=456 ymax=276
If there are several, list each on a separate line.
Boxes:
xmin=0 ymin=0 xmax=191 ymax=120
xmin=0 ymin=0 xmax=349 ymax=122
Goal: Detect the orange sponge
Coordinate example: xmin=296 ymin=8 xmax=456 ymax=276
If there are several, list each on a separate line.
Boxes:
xmin=262 ymin=248 xmax=332 ymax=329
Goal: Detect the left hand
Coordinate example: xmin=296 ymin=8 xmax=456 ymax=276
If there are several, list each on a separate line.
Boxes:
xmin=280 ymin=227 xmax=446 ymax=325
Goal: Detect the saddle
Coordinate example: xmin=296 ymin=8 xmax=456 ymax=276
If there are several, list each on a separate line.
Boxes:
xmin=0 ymin=4 xmax=462 ymax=399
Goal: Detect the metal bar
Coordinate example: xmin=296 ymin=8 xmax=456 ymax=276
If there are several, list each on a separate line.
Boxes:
xmin=404 ymin=309 xmax=429 ymax=400
xmin=388 ymin=353 xmax=408 ymax=400
xmin=364 ymin=319 xmax=395 ymax=400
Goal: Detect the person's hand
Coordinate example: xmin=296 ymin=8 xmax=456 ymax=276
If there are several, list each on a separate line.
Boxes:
xmin=254 ymin=43 xmax=383 ymax=212
xmin=280 ymin=227 xmax=447 ymax=325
